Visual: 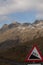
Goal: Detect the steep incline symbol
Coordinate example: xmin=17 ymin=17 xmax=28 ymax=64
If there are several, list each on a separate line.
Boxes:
xmin=29 ymin=47 xmax=41 ymax=59
xmin=25 ymin=45 xmax=43 ymax=62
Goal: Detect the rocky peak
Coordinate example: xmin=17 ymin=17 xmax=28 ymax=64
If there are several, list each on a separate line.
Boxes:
xmin=22 ymin=23 xmax=31 ymax=26
xmin=8 ymin=22 xmax=20 ymax=29
xmin=33 ymin=20 xmax=43 ymax=28
xmin=33 ymin=20 xmax=43 ymax=24
xmin=0 ymin=24 xmax=8 ymax=32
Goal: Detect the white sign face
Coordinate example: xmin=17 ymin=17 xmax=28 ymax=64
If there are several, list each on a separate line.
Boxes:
xmin=31 ymin=47 xmax=41 ymax=59
xmin=28 ymin=47 xmax=42 ymax=60
xmin=27 ymin=64 xmax=41 ymax=65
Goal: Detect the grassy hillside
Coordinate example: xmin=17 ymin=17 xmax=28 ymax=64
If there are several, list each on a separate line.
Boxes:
xmin=0 ymin=37 xmax=43 ymax=62
xmin=0 ymin=62 xmax=11 ymax=65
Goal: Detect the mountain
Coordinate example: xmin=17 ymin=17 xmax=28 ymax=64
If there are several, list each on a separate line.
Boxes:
xmin=33 ymin=20 xmax=43 ymax=27
xmin=22 ymin=23 xmax=31 ymax=26
xmin=8 ymin=22 xmax=21 ymax=28
xmin=0 ymin=20 xmax=43 ymax=62
xmin=0 ymin=24 xmax=8 ymax=33
xmin=0 ymin=20 xmax=43 ymax=43
xmin=33 ymin=20 xmax=43 ymax=24
xmin=0 ymin=22 xmax=21 ymax=33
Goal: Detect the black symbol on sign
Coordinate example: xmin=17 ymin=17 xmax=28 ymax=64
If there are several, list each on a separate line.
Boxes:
xmin=29 ymin=54 xmax=40 ymax=59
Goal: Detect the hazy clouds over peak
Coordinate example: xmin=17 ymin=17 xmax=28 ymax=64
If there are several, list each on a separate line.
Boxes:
xmin=0 ymin=0 xmax=43 ymax=15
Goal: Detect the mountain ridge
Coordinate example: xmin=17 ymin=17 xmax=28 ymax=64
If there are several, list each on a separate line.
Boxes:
xmin=0 ymin=20 xmax=43 ymax=49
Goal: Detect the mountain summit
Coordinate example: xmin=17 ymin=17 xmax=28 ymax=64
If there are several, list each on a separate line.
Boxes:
xmin=33 ymin=20 xmax=43 ymax=24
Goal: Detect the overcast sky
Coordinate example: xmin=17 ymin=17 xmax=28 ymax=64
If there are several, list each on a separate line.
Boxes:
xmin=0 ymin=0 xmax=43 ymax=27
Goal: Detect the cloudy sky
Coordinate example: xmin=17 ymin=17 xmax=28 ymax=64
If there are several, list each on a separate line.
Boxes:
xmin=0 ymin=0 xmax=43 ymax=27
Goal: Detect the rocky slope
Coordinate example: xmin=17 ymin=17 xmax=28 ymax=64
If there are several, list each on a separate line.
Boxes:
xmin=0 ymin=20 xmax=43 ymax=50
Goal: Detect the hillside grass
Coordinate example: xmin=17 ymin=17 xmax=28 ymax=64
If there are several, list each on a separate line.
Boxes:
xmin=0 ymin=37 xmax=43 ymax=62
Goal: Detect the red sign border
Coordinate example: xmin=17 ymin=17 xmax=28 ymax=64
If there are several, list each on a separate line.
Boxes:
xmin=24 ymin=44 xmax=43 ymax=62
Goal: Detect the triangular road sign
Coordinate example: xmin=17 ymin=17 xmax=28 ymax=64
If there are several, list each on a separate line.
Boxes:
xmin=25 ymin=45 xmax=43 ymax=62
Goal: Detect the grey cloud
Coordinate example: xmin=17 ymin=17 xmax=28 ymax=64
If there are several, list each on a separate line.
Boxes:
xmin=0 ymin=0 xmax=43 ymax=19
xmin=0 ymin=0 xmax=36 ymax=15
